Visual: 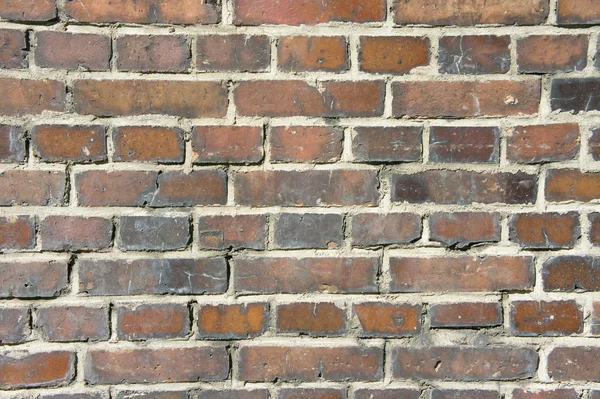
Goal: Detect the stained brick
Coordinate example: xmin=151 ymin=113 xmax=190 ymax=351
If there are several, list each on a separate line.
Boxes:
xmin=192 ymin=126 xmax=263 ymax=164
xmin=517 ymin=35 xmax=587 ymax=73
xmin=36 ymin=306 xmax=109 ymax=342
xmin=352 ymin=126 xmax=422 ymax=163
xmin=0 ymin=29 xmax=26 ymax=69
xmin=360 ymin=36 xmax=429 ymax=74
xmin=353 ymin=303 xmax=421 ymax=337
xmin=0 ymin=308 xmax=29 ymax=344
xmin=510 ymin=300 xmax=583 ymax=336
xmin=542 ymin=256 xmax=600 ymax=292
xmin=197 ymin=35 xmax=270 ymax=72
xmin=117 ymin=304 xmax=189 ymax=340
xmin=277 ymin=302 xmax=345 ymax=335
xmin=40 ymin=216 xmax=112 ymax=252
xmin=509 ymin=212 xmax=580 ymax=249
xmin=0 ymin=352 xmax=75 ymax=389
xmin=119 ymin=216 xmax=190 ymax=251
xmin=0 ymin=125 xmax=25 ymax=163
xmin=35 ymin=32 xmax=111 ymax=71
xmin=274 ymin=213 xmax=343 ymax=249
xmin=430 ymin=302 xmax=502 ymax=328
xmin=279 ymin=36 xmax=347 ymax=72
xmin=439 ymin=36 xmax=510 ymax=74
xmin=429 ymin=126 xmax=499 ymax=163
xmin=507 ymin=123 xmax=580 ymax=163
xmin=0 ymin=216 xmax=35 ymax=250
xmin=116 ymin=35 xmax=190 ymax=72
xmin=198 ymin=215 xmax=267 ymax=250
xmin=32 ymin=125 xmax=106 ymax=163
xmin=351 ymin=213 xmax=421 ymax=247
xmin=198 ymin=303 xmax=268 ymax=339
xmin=429 ymin=212 xmax=501 ymax=248
xmin=113 ymin=126 xmax=184 ymax=163
xmin=0 ymin=261 xmax=68 ymax=298
xmin=271 ymin=126 xmax=343 ymax=163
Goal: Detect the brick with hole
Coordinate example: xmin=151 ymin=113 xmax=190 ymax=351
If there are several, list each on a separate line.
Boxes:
xmin=352 ymin=126 xmax=422 ymax=163
xmin=76 ymin=170 xmax=158 ymax=207
xmin=0 ymin=78 xmax=65 ymax=116
xmin=431 ymin=390 xmax=500 ymax=399
xmin=35 ymin=32 xmax=111 ymax=71
xmin=197 ymin=35 xmax=270 ymax=72
xmin=0 ymin=29 xmax=26 ymax=69
xmin=0 ymin=216 xmax=35 ymax=250
xmin=274 ymin=213 xmax=343 ymax=249
xmin=507 ymin=123 xmax=580 ymax=163
xmin=40 ymin=216 xmax=112 ymax=252
xmin=78 ymin=258 xmax=227 ymax=296
xmin=0 ymin=125 xmax=25 ymax=163
xmin=192 ymin=126 xmax=263 ymax=164
xmin=547 ymin=347 xmax=600 ymax=381
xmin=359 ymin=36 xmax=429 ymax=74
xmin=0 ymin=261 xmax=67 ymax=299
xmin=32 ymin=125 xmax=106 ymax=163
xmin=197 ymin=303 xmax=268 ymax=339
xmin=277 ymin=302 xmax=345 ymax=336
xmin=279 ymin=36 xmax=347 ymax=72
xmin=270 ymin=126 xmax=343 ymax=163
xmin=353 ymin=303 xmax=421 ymax=338
xmin=0 ymin=308 xmax=29 ymax=344
xmin=429 ymin=212 xmax=501 ymax=249
xmin=430 ymin=302 xmax=502 ymax=328
xmin=509 ymin=212 xmax=580 ymax=249
xmin=198 ymin=215 xmax=267 ymax=250
xmin=429 ymin=126 xmax=499 ymax=163
xmin=198 ymin=390 xmax=269 ymax=399
xmin=546 ymin=169 xmax=600 ymax=202
xmin=557 ymin=0 xmax=600 ymax=24
xmin=542 ymin=256 xmax=600 ymax=292
xmin=117 ymin=35 xmax=190 ymax=72
xmin=351 ymin=213 xmax=421 ymax=247
xmin=517 ymin=35 xmax=587 ymax=73
xmin=550 ymin=78 xmax=600 ymax=113
xmin=117 ymin=304 xmax=189 ymax=340
xmin=119 ymin=216 xmax=190 ymax=251
xmin=36 ymin=306 xmax=109 ymax=342
xmin=510 ymin=300 xmax=583 ymax=336
xmin=0 ymin=0 xmax=56 ymax=21
xmin=512 ymin=389 xmax=579 ymax=399
xmin=112 ymin=126 xmax=184 ymax=163
xmin=590 ymin=213 xmax=600 ymax=245
xmin=0 ymin=170 xmax=65 ymax=206
xmin=279 ymin=389 xmax=346 ymax=399
xmin=354 ymin=389 xmax=420 ymax=399
xmin=0 ymin=351 xmax=75 ymax=389
xmin=439 ymin=35 xmax=510 ymax=74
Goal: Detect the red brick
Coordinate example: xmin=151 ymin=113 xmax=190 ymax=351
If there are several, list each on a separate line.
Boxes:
xmin=198 ymin=391 xmax=269 ymax=399
xmin=557 ymin=0 xmax=600 ymax=24
xmin=235 ymin=80 xmax=384 ymax=117
xmin=117 ymin=304 xmax=189 ymax=340
xmin=117 ymin=35 xmax=190 ymax=72
xmin=355 ymin=389 xmax=420 ymax=399
xmin=507 ymin=123 xmax=580 ymax=163
xmin=429 ymin=126 xmax=499 ymax=163
xmin=512 ymin=388 xmax=579 ymax=399
xmin=0 ymin=261 xmax=67 ymax=298
xmin=233 ymin=0 xmax=385 ymax=25
xmin=277 ymin=302 xmax=345 ymax=336
xmin=234 ymin=170 xmax=379 ymax=207
xmin=85 ymin=347 xmax=228 ymax=384
xmin=197 ymin=35 xmax=270 ymax=72
xmin=279 ymin=389 xmax=345 ymax=399
xmin=430 ymin=302 xmax=502 ymax=328
xmin=35 ymin=32 xmax=110 ymax=71
xmin=73 ymin=80 xmax=227 ymax=118
xmin=76 ymin=170 xmax=157 ymax=207
xmin=0 ymin=308 xmax=29 ymax=344
xmin=429 ymin=212 xmax=501 ymax=248
xmin=198 ymin=303 xmax=268 ymax=339
xmin=390 ymin=256 xmax=534 ymax=292
xmin=32 ymin=125 xmax=106 ymax=163
xmin=518 ymin=35 xmax=587 ymax=73
xmin=352 ymin=126 xmax=422 ymax=163
xmin=0 ymin=351 xmax=75 ymax=389
xmin=66 ymin=0 xmax=219 ymax=24
xmin=546 ymin=169 xmax=600 ymax=203
xmin=113 ymin=126 xmax=184 ymax=163
xmin=36 ymin=306 xmax=109 ymax=342
xmin=119 ymin=216 xmax=190 ymax=251
xmin=0 ymin=170 xmax=66 ymax=206
xmin=391 ymin=347 xmax=538 ymax=380
xmin=393 ymin=80 xmax=540 ymax=118
xmin=78 ymin=258 xmax=227 ymax=296
xmin=548 ymin=347 xmax=600 ymax=381
xmin=353 ymin=303 xmax=421 ymax=337
xmin=273 ymin=213 xmax=343 ymax=249
xmin=542 ymin=256 xmax=600 ymax=292
xmin=0 ymin=29 xmax=26 ymax=69
xmin=271 ymin=126 xmax=343 ymax=163
xmin=0 ymin=216 xmax=35 ymax=250
xmin=234 ymin=257 xmax=378 ymax=294
xmin=192 ymin=126 xmax=263 ymax=164
xmin=238 ymin=345 xmax=383 ymax=382
xmin=0 ymin=125 xmax=25 ymax=162
xmin=590 ymin=213 xmax=600 ymax=245
xmin=432 ymin=390 xmax=500 ymax=399
xmin=279 ymin=36 xmax=347 ymax=72
xmin=509 ymin=212 xmax=580 ymax=249
xmin=40 ymin=216 xmax=112 ymax=251
xmin=351 ymin=213 xmax=421 ymax=246
xmin=0 ymin=78 xmax=65 ymax=116
xmin=510 ymin=300 xmax=583 ymax=336
xmin=153 ymin=170 xmax=227 ymax=206
xmin=0 ymin=0 xmax=56 ymax=21
xmin=360 ymin=36 xmax=429 ymax=74
xmin=198 ymin=215 xmax=266 ymax=250
xmin=439 ymin=36 xmax=510 ymax=74
xmin=394 ymin=0 xmax=549 ymax=25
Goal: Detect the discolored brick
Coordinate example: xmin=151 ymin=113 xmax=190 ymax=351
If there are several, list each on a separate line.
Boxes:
xmin=117 ymin=304 xmax=189 ymax=340
xmin=518 ymin=35 xmax=587 ymax=73
xmin=507 ymin=123 xmax=580 ymax=163
xmin=112 ymin=126 xmax=184 ymax=163
xmin=542 ymin=256 xmax=600 ymax=292
xmin=557 ymin=0 xmax=600 ymax=24
xmin=551 ymin=78 xmax=600 ymax=113
xmin=351 ymin=213 xmax=421 ymax=247
xmin=430 ymin=302 xmax=502 ymax=328
xmin=429 ymin=212 xmax=501 ymax=248
xmin=40 ymin=216 xmax=112 ymax=252
xmin=352 ymin=126 xmax=422 ymax=163
xmin=545 ymin=169 xmax=600 ymax=202
xmin=76 ymin=170 xmax=157 ymax=207
xmin=590 ymin=213 xmax=600 ymax=245
xmin=359 ymin=36 xmax=429 ymax=74
xmin=0 ymin=216 xmax=35 ymax=250
xmin=0 ymin=0 xmax=56 ymax=21
xmin=0 ymin=261 xmax=67 ymax=298
xmin=153 ymin=170 xmax=227 ymax=207
xmin=116 ymin=392 xmax=188 ymax=399
xmin=0 ymin=351 xmax=75 ymax=389
xmin=270 ymin=126 xmax=343 ymax=163
xmin=279 ymin=389 xmax=346 ymax=399
xmin=0 ymin=78 xmax=65 ymax=116
xmin=429 ymin=126 xmax=499 ymax=163
xmin=509 ymin=212 xmax=580 ymax=249
xmin=512 ymin=389 xmax=579 ymax=399
xmin=277 ymin=302 xmax=345 ymax=335
xmin=591 ymin=128 xmax=600 ymax=160
xmin=36 ymin=306 xmax=109 ymax=342
xmin=35 ymin=32 xmax=111 ymax=71
xmin=32 ymin=125 xmax=106 ymax=163
xmin=119 ymin=216 xmax=190 ymax=251
xmin=274 ymin=213 xmax=343 ymax=249
xmin=198 ymin=303 xmax=268 ymax=339
xmin=0 ymin=125 xmax=25 ymax=163
xmin=192 ymin=126 xmax=263 ymax=164
xmin=548 ymin=347 xmax=600 ymax=381
xmin=510 ymin=300 xmax=583 ymax=336
xmin=0 ymin=308 xmax=29 ymax=344
xmin=432 ymin=390 xmax=500 ymax=399
xmin=353 ymin=303 xmax=421 ymax=337
xmin=197 ymin=35 xmax=270 ymax=72
xmin=0 ymin=29 xmax=26 ymax=69
xmin=0 ymin=170 xmax=65 ymax=206
xmin=198 ymin=391 xmax=269 ymax=399
xmin=116 ymin=35 xmax=190 ymax=72
xmin=355 ymin=389 xmax=420 ymax=399
xmin=198 ymin=215 xmax=267 ymax=250
xmin=439 ymin=35 xmax=510 ymax=74
xmin=279 ymin=36 xmax=347 ymax=72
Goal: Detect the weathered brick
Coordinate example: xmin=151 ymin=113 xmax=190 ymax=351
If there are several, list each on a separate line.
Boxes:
xmin=279 ymin=36 xmax=347 ymax=72
xmin=85 ymin=347 xmax=228 ymax=384
xmin=0 ymin=78 xmax=65 ymax=116
xmin=439 ymin=36 xmax=510 ymax=74
xmin=42 ymin=394 xmax=105 ymax=399
xmin=234 ymin=257 xmax=378 ymax=294
xmin=117 ymin=35 xmax=190 ymax=72
xmin=518 ymin=35 xmax=587 ymax=73
xmin=119 ymin=216 xmax=190 ymax=251
xmin=79 ymin=258 xmax=227 ymax=296
xmin=76 ymin=170 xmax=157 ymax=207
xmin=352 ymin=126 xmax=422 ymax=163
xmin=393 ymin=80 xmax=540 ymax=117
xmin=197 ymin=35 xmax=270 ymax=72
xmin=116 ymin=392 xmax=188 ymax=399
xmin=0 ymin=351 xmax=75 ymax=389
xmin=0 ymin=308 xmax=29 ymax=344
xmin=153 ymin=170 xmax=227 ymax=206
xmin=113 ymin=126 xmax=184 ymax=163
xmin=512 ymin=389 xmax=579 ymax=399
xmin=353 ymin=303 xmax=421 ymax=337
xmin=192 ymin=126 xmax=263 ymax=164
xmin=542 ymin=256 xmax=600 ymax=292
xmin=0 ymin=29 xmax=26 ymax=69
xmin=359 ymin=36 xmax=429 ymax=74
xmin=509 ymin=212 xmax=580 ymax=249
xmin=0 ymin=261 xmax=67 ymax=298
xmin=117 ymin=304 xmax=189 ymax=340
xmin=271 ymin=126 xmax=343 ymax=163
xmin=0 ymin=216 xmax=35 ymax=250
xmin=198 ymin=390 xmax=268 ymax=399
xmin=351 ymin=213 xmax=421 ymax=247
xmin=510 ymin=300 xmax=583 ymax=336
xmin=591 ymin=128 xmax=600 ymax=160
xmin=198 ymin=303 xmax=268 ymax=339
xmin=40 ymin=216 xmax=112 ymax=252
xmin=235 ymin=80 xmax=384 ymax=117
xmin=279 ymin=389 xmax=346 ymax=399
xmin=507 ymin=123 xmax=580 ymax=163
xmin=557 ymin=0 xmax=600 ymax=24
xmin=36 ymin=306 xmax=109 ymax=342
xmin=592 ymin=302 xmax=600 ymax=334
xmin=429 ymin=126 xmax=499 ymax=163
xmin=431 ymin=390 xmax=500 ymax=399
xmin=390 ymin=256 xmax=534 ymax=292
xmin=0 ymin=170 xmax=65 ymax=206
xmin=32 ymin=125 xmax=107 ymax=163
xmin=548 ymin=347 xmax=600 ymax=381
xmin=199 ymin=215 xmax=266 ymax=250
xmin=590 ymin=213 xmax=600 ymax=245
xmin=430 ymin=302 xmax=502 ymax=328
xmin=274 ymin=213 xmax=343 ymax=249
xmin=238 ymin=346 xmax=383 ymax=382
xmin=0 ymin=0 xmax=56 ymax=21
xmin=277 ymin=302 xmax=345 ymax=335
xmin=429 ymin=212 xmax=501 ymax=248
xmin=35 ymin=32 xmax=111 ymax=71
xmin=546 ymin=169 xmax=600 ymax=202
xmin=354 ymin=389 xmax=420 ymax=399
xmin=551 ymin=78 xmax=600 ymax=113
xmin=0 ymin=125 xmax=25 ymax=163
xmin=391 ymin=347 xmax=538 ymax=380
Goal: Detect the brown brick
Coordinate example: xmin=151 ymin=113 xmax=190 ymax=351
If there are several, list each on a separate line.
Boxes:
xmin=36 ymin=306 xmax=109 ymax=342
xmin=85 ymin=347 xmax=228 ymax=384
xmin=0 ymin=0 xmax=56 ymax=21
xmin=117 ymin=304 xmax=189 ymax=340
xmin=507 ymin=123 xmax=580 ymax=163
xmin=238 ymin=345 xmax=383 ymax=382
xmin=233 ymin=0 xmax=385 ymax=25
xmin=277 ymin=302 xmax=345 ymax=336
xmin=430 ymin=302 xmax=502 ymax=328
xmin=0 ymin=78 xmax=65 ymax=116
xmin=0 ymin=351 xmax=75 ymax=389
xmin=234 ymin=257 xmax=378 ymax=294
xmin=274 ymin=213 xmax=343 ymax=249
xmin=355 ymin=389 xmax=420 ymax=399
xmin=391 ymin=347 xmax=538 ymax=380
xmin=0 ymin=308 xmax=29 ymax=344
xmin=32 ymin=125 xmax=106 ymax=163
xmin=279 ymin=389 xmax=345 ymax=399
xmin=0 ymin=29 xmax=26 ymax=69
xmin=518 ymin=35 xmax=587 ymax=73
xmin=510 ymin=300 xmax=583 ymax=336
xmin=235 ymin=170 xmax=379 ymax=207
xmin=198 ymin=391 xmax=269 ymax=399
xmin=592 ymin=302 xmax=600 ymax=334
xmin=429 ymin=126 xmax=499 ymax=163
xmin=40 ymin=216 xmax=112 ymax=252
xmin=39 ymin=392 xmax=104 ymax=399
xmin=351 ymin=213 xmax=421 ymax=247
xmin=542 ymin=256 xmax=600 ymax=292
xmin=0 ymin=125 xmax=25 ymax=163
xmin=279 ymin=36 xmax=347 ymax=72
xmin=0 ymin=170 xmax=66 ymax=206
xmin=271 ymin=126 xmax=343 ymax=163
xmin=392 ymin=80 xmax=540 ymax=118
xmin=113 ymin=126 xmax=184 ymax=163
xmin=0 ymin=216 xmax=35 ymax=250
xmin=557 ymin=0 xmax=600 ymax=24
xmin=66 ymin=0 xmax=219 ymax=24
xmin=392 ymin=171 xmax=537 ymax=205
xmin=192 ymin=126 xmax=263 ymax=164
xmin=119 ymin=216 xmax=189 ymax=251
xmin=352 ymin=126 xmax=422 ymax=163
xmin=116 ymin=392 xmax=187 ymax=399
xmin=590 ymin=213 xmax=600 ymax=245
xmin=353 ymin=303 xmax=421 ymax=337
xmin=235 ymin=80 xmax=384 ymax=117
xmin=117 ymin=35 xmax=190 ymax=72
xmin=198 ymin=303 xmax=268 ymax=339
xmin=512 ymin=389 xmax=579 ymax=399
xmin=0 ymin=261 xmax=67 ymax=298
xmin=429 ymin=212 xmax=501 ymax=248
xmin=35 ymin=32 xmax=110 ymax=71
xmin=432 ymin=390 xmax=500 ymax=399
xmin=153 ymin=170 xmax=227 ymax=206
xmin=197 ymin=35 xmax=270 ymax=72
xmin=199 ymin=215 xmax=266 ymax=250
xmin=359 ymin=36 xmax=429 ymax=74
xmin=394 ymin=0 xmax=549 ymax=25
xmin=546 ymin=169 xmax=600 ymax=203
xmin=390 ymin=256 xmax=534 ymax=292
xmin=551 ymin=78 xmax=600 ymax=113
xmin=79 ymin=258 xmax=227 ymax=296
xmin=591 ymin=128 xmax=600 ymax=160
xmin=73 ymin=80 xmax=227 ymax=118
xmin=439 ymin=35 xmax=510 ymax=74
xmin=509 ymin=212 xmax=580 ymax=249
xmin=76 ymin=170 xmax=156 ymax=207
xmin=548 ymin=347 xmax=600 ymax=381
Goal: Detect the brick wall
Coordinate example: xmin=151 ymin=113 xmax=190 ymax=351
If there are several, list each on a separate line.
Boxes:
xmin=0 ymin=0 xmax=599 ymax=397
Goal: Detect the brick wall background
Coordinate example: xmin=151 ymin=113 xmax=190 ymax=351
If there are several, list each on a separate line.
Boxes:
xmin=0 ymin=0 xmax=599 ymax=397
